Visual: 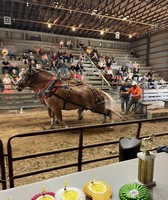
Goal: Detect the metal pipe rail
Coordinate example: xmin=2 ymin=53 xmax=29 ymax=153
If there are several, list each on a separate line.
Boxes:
xmin=0 ymin=140 xmax=7 ymax=190
xmin=7 ymin=116 xmax=168 ymax=188
xmin=77 ymin=43 xmax=112 ymax=90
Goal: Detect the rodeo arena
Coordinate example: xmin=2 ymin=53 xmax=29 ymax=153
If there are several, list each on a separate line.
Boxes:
xmin=0 ymin=0 xmax=168 ymax=200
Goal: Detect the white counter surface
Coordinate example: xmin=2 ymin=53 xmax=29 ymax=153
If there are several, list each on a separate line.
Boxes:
xmin=0 ymin=152 xmax=167 ymax=200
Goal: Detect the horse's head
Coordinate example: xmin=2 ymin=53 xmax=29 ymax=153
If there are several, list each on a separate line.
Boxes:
xmin=16 ymin=67 xmax=38 ymax=91
xmin=16 ymin=67 xmax=57 ymax=91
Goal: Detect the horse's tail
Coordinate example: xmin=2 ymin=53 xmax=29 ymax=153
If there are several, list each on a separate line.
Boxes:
xmin=102 ymin=91 xmax=115 ymax=111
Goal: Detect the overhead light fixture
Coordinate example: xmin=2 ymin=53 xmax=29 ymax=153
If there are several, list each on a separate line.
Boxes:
xmin=72 ymin=27 xmax=76 ymax=31
xmin=100 ymin=30 xmax=104 ymax=35
xmin=47 ymin=23 xmax=52 ymax=28
xmin=26 ymin=2 xmax=29 ymax=7
xmin=123 ymin=17 xmax=127 ymax=21
xmin=129 ymin=34 xmax=133 ymax=38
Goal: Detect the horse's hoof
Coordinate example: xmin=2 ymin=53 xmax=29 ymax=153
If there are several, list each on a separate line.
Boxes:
xmin=78 ymin=116 xmax=83 ymax=120
xmin=49 ymin=126 xmax=54 ymax=129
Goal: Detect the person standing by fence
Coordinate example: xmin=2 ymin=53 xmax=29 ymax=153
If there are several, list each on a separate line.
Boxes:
xmin=119 ymin=81 xmax=131 ymax=114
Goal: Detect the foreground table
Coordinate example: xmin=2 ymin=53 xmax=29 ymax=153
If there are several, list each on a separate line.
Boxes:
xmin=0 ymin=152 xmax=167 ymax=200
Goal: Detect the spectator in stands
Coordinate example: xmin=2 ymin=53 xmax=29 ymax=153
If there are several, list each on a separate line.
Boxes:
xmin=117 ymin=68 xmax=123 ymax=76
xmin=51 ymin=52 xmax=57 ymax=69
xmin=62 ymin=50 xmax=69 ymax=63
xmin=130 ymin=50 xmax=139 ymax=58
xmin=10 ymin=60 xmax=19 ymax=74
xmin=34 ymin=46 xmax=42 ymax=55
xmin=70 ymin=62 xmax=76 ymax=72
xmin=8 ymin=47 xmax=17 ymax=60
xmin=29 ymin=59 xmax=38 ymax=69
xmin=98 ymin=58 xmax=106 ymax=71
xmin=79 ymin=41 xmax=87 ymax=51
xmin=10 ymin=69 xmax=19 ymax=85
xmin=22 ymin=53 xmax=29 ymax=64
xmin=28 ymin=52 xmax=35 ymax=62
xmin=111 ymin=55 xmax=117 ymax=66
xmin=74 ymin=71 xmax=84 ymax=82
xmin=125 ymin=75 xmax=132 ymax=82
xmin=67 ymin=39 xmax=73 ymax=49
xmin=104 ymin=65 xmax=113 ymax=82
xmin=147 ymin=75 xmax=156 ymax=89
xmin=57 ymin=50 xmax=63 ymax=60
xmin=85 ymin=46 xmax=92 ymax=55
xmin=41 ymin=53 xmax=49 ymax=65
xmin=59 ymin=40 xmax=64 ymax=48
xmin=75 ymin=61 xmax=84 ymax=75
xmin=119 ymin=81 xmax=131 ymax=114
xmin=125 ymin=61 xmax=133 ymax=73
xmin=123 ymin=81 xmax=142 ymax=114
xmin=1 ymin=47 xmax=8 ymax=60
xmin=57 ymin=59 xmax=68 ymax=77
xmin=92 ymin=47 xmax=98 ymax=54
xmin=0 ymin=78 xmax=4 ymax=92
xmin=113 ymin=75 xmax=123 ymax=86
xmin=2 ymin=58 xmax=10 ymax=74
xmin=106 ymin=58 xmax=112 ymax=68
xmin=19 ymin=68 xmax=26 ymax=77
xmin=132 ymin=65 xmax=140 ymax=82
xmin=2 ymin=73 xmax=12 ymax=90
xmin=91 ymin=52 xmax=99 ymax=64
xmin=69 ymin=53 xmax=74 ymax=63
xmin=121 ymin=65 xmax=127 ymax=77
xmin=79 ymin=53 xmax=84 ymax=61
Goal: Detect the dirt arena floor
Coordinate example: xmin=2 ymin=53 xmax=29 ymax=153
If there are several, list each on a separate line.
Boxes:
xmin=0 ymin=107 xmax=168 ymax=188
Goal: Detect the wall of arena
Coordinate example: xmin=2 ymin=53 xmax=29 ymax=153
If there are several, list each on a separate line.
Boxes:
xmin=130 ymin=31 xmax=168 ymax=80
xmin=0 ymin=28 xmax=130 ymax=50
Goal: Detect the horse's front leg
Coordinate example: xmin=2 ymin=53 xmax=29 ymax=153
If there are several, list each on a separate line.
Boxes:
xmin=48 ymin=108 xmax=57 ymax=129
xmin=78 ymin=108 xmax=84 ymax=120
xmin=103 ymin=115 xmax=107 ymax=123
xmin=49 ymin=116 xmax=55 ymax=129
xmin=54 ymin=109 xmax=68 ymax=128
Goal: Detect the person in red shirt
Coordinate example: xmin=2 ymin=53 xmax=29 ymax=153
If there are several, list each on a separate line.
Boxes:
xmin=123 ymin=81 xmax=142 ymax=114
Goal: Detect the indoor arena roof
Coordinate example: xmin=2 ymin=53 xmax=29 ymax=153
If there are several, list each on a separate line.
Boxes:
xmin=0 ymin=0 xmax=168 ymax=41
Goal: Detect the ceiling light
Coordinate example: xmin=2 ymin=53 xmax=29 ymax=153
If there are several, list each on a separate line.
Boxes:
xmin=100 ymin=30 xmax=104 ymax=35
xmin=123 ymin=17 xmax=127 ymax=21
xmin=129 ymin=34 xmax=133 ymax=38
xmin=72 ymin=27 xmax=76 ymax=31
xmin=48 ymin=23 xmax=52 ymax=28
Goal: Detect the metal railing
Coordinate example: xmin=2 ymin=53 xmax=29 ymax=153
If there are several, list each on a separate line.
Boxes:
xmin=7 ymin=116 xmax=168 ymax=188
xmin=0 ymin=140 xmax=7 ymax=190
xmin=77 ymin=43 xmax=112 ymax=90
